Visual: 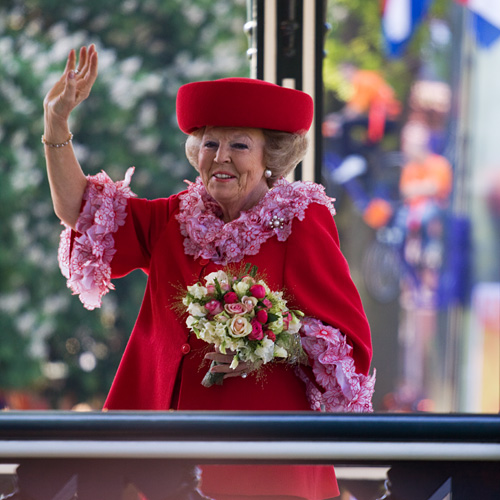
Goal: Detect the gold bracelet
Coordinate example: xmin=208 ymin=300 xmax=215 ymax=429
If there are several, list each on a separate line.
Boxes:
xmin=41 ymin=132 xmax=73 ymax=148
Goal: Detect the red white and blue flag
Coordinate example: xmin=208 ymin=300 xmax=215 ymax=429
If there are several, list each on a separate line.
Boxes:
xmin=381 ymin=0 xmax=433 ymax=57
xmin=455 ymin=0 xmax=500 ymax=47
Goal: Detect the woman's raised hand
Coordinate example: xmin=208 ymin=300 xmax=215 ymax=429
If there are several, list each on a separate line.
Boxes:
xmin=43 ymin=45 xmax=98 ymax=229
xmin=43 ymin=45 xmax=98 ymax=131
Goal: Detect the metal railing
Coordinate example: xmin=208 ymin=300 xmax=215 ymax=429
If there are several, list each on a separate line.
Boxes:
xmin=1 ymin=412 xmax=499 ymax=500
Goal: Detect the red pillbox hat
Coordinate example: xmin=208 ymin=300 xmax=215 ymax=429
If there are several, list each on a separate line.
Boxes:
xmin=176 ymin=77 xmax=313 ymax=135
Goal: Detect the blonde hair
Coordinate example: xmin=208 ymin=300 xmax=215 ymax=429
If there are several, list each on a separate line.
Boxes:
xmin=185 ymin=128 xmax=309 ymax=187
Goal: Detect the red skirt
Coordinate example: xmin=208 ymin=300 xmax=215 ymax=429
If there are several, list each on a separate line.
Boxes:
xmin=172 ymin=336 xmax=339 ymax=500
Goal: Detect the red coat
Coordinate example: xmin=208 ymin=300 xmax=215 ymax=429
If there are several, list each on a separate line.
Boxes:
xmin=59 ymin=171 xmax=375 ymax=499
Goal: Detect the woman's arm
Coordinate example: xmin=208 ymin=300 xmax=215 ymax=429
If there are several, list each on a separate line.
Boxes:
xmin=43 ymin=45 xmax=98 ymax=229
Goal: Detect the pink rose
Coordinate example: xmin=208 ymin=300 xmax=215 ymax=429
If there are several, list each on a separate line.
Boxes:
xmin=205 ymin=299 xmax=223 ymax=316
xmin=229 ymin=316 xmax=252 ymax=337
xmin=241 ymin=295 xmax=258 ymax=312
xmin=249 ymin=319 xmax=264 ymax=341
xmin=262 ymin=298 xmax=273 ymax=309
xmin=255 ymin=309 xmax=268 ymax=324
xmin=265 ymin=330 xmax=276 ymax=342
xmin=225 ymin=303 xmax=246 ymax=315
xmin=206 ymin=284 xmax=216 ymax=295
xmin=224 ymin=292 xmax=238 ymax=304
xmin=249 ymin=284 xmax=266 ymax=299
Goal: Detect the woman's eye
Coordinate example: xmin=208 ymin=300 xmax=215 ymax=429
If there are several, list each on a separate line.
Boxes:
xmin=232 ymin=143 xmax=249 ymax=150
xmin=203 ymin=141 xmax=217 ymax=148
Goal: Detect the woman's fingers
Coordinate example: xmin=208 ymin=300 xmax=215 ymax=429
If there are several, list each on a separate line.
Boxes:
xmin=65 ymin=49 xmax=77 ymax=74
xmin=44 ymin=45 xmax=98 ymax=121
xmin=204 ymin=351 xmax=252 ymax=376
xmin=75 ymin=47 xmax=98 ymax=99
xmin=84 ymin=49 xmax=99 ymax=87
xmin=209 ymin=362 xmax=250 ymax=375
xmin=45 ymin=50 xmax=74 ymax=105
xmin=222 ymin=369 xmax=250 ymax=379
xmin=205 ymin=351 xmax=238 ymax=364
xmin=76 ymin=45 xmax=95 ymax=78
xmin=76 ymin=46 xmax=87 ymax=74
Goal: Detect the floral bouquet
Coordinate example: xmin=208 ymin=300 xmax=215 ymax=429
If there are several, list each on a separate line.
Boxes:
xmin=183 ymin=264 xmax=305 ymax=387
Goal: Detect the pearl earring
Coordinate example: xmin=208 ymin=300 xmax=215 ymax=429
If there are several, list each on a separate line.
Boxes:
xmin=264 ymin=169 xmax=272 ymax=178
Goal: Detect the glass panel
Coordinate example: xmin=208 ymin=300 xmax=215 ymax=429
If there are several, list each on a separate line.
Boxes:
xmin=322 ymin=0 xmax=500 ymax=413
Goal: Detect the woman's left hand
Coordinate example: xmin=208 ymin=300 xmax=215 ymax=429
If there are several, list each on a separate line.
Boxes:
xmin=204 ymin=350 xmax=254 ymax=379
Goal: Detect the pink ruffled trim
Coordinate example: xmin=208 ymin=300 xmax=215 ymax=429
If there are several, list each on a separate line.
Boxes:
xmin=176 ymin=177 xmax=336 ymax=265
xmin=58 ymin=167 xmax=136 ymax=310
xmin=298 ymin=317 xmax=376 ymax=412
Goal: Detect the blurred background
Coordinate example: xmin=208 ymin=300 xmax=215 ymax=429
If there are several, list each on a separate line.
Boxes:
xmin=0 ymin=0 xmax=498 ymax=413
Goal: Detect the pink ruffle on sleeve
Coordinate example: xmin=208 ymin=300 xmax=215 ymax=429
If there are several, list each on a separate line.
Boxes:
xmin=298 ymin=317 xmax=376 ymax=412
xmin=58 ymin=167 xmax=136 ymax=310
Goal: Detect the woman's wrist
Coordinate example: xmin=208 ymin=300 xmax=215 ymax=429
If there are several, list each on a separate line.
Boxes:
xmin=42 ymin=132 xmax=73 ymax=148
xmin=43 ymin=117 xmax=71 ymax=144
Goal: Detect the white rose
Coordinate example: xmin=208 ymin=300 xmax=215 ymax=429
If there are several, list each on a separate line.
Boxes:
xmin=229 ymin=316 xmax=252 ymax=337
xmin=187 ymin=302 xmax=207 ymax=317
xmin=187 ymin=283 xmax=207 ymax=300
xmin=233 ymin=281 xmax=250 ymax=297
xmin=205 ymin=270 xmax=229 ymax=286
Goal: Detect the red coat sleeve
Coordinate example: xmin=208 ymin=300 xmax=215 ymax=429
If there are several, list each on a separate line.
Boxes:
xmin=111 ymin=195 xmax=180 ymax=278
xmin=283 ymin=203 xmax=372 ymax=375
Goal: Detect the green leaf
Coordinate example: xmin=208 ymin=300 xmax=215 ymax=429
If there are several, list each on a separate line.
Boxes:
xmin=266 ymin=312 xmax=279 ymax=323
xmin=214 ymin=278 xmax=223 ymax=298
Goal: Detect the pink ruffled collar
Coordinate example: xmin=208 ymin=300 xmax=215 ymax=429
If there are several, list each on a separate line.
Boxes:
xmin=176 ymin=177 xmax=335 ymax=265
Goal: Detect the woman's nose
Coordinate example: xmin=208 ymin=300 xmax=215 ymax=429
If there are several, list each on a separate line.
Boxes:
xmin=214 ymin=144 xmax=230 ymax=163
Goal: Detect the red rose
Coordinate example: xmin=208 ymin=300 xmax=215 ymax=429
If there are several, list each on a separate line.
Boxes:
xmin=205 ymin=299 xmax=223 ymax=315
xmin=224 ymin=291 xmax=238 ymax=304
xmin=249 ymin=284 xmax=266 ymax=299
xmin=255 ymin=309 xmax=268 ymax=324
xmin=265 ymin=330 xmax=276 ymax=342
xmin=249 ymin=319 xmax=264 ymax=341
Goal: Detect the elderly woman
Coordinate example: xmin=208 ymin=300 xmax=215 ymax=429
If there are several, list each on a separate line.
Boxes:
xmin=43 ymin=45 xmax=374 ymax=500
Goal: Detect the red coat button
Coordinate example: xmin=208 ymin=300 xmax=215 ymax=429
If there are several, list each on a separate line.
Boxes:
xmin=199 ymin=258 xmax=209 ymax=266
xmin=181 ymin=343 xmax=191 ymax=355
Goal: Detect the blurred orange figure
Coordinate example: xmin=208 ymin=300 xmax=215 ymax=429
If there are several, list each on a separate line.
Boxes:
xmin=400 ymin=120 xmax=453 ymax=215
xmin=342 ymin=65 xmax=402 ymax=142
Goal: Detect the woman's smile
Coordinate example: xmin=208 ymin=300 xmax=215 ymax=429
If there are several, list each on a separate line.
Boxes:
xmin=212 ymin=171 xmax=236 ymax=180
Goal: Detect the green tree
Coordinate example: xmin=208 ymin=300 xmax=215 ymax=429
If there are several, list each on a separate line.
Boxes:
xmin=0 ymin=0 xmax=248 ymax=408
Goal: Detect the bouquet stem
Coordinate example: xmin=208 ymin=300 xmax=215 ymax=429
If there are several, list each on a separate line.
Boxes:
xmin=201 ymin=360 xmax=225 ymax=387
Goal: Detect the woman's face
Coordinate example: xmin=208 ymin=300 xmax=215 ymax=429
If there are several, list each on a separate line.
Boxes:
xmin=197 ymin=127 xmax=269 ymax=222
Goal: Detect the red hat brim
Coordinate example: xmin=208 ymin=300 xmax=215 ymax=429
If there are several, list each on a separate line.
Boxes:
xmin=176 ymin=78 xmax=313 ymax=135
